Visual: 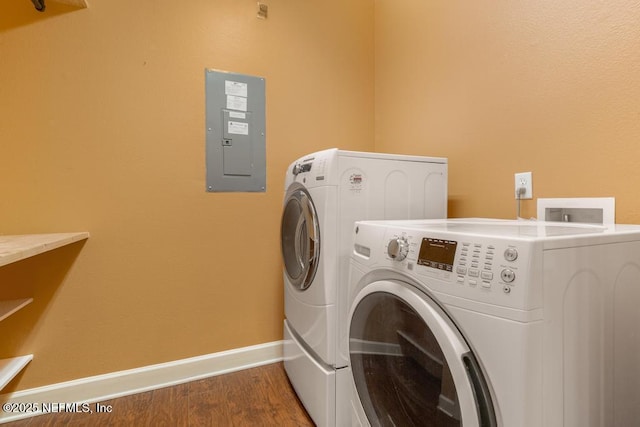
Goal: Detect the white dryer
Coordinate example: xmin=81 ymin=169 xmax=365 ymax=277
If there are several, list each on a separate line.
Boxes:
xmin=281 ymin=148 xmax=448 ymax=426
xmin=345 ymin=218 xmax=640 ymax=427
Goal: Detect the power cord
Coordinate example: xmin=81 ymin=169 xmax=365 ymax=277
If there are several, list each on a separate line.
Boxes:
xmin=516 ymin=187 xmax=526 ymax=219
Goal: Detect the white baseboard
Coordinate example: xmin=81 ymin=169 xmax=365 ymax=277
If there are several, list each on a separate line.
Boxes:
xmin=0 ymin=340 xmax=283 ymax=424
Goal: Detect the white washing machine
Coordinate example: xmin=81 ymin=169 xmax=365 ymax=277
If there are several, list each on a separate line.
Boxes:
xmin=281 ymin=148 xmax=448 ymax=426
xmin=345 ymin=218 xmax=640 ymax=427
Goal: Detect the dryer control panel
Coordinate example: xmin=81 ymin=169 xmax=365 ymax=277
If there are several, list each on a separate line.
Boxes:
xmin=284 ymin=150 xmax=333 ymax=188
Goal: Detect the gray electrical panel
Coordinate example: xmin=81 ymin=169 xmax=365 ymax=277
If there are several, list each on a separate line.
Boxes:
xmin=205 ymin=69 xmax=266 ymax=192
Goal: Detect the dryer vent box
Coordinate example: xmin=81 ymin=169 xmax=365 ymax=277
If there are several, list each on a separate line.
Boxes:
xmin=537 ymin=197 xmax=615 ymax=224
xmin=205 ymin=69 xmax=266 ymax=192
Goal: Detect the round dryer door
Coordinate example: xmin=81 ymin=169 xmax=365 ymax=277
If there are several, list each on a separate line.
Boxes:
xmin=281 ymin=183 xmax=320 ymax=291
xmin=349 ymin=281 xmax=497 ymax=427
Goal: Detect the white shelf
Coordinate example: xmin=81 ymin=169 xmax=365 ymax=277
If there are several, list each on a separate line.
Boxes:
xmin=0 ymin=355 xmax=33 ymax=390
xmin=0 ymin=298 xmax=33 ymax=322
xmin=0 ymin=232 xmax=89 ymax=391
xmin=0 ymin=232 xmax=89 ymax=268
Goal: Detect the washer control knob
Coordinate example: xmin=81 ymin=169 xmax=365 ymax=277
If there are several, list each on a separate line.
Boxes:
xmin=504 ymin=247 xmax=518 ymax=262
xmin=388 ymin=238 xmax=409 ymax=261
xmin=501 ymin=268 xmax=516 ymax=283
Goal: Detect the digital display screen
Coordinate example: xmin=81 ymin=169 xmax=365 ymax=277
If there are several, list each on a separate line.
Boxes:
xmin=417 ymin=238 xmax=458 ymax=272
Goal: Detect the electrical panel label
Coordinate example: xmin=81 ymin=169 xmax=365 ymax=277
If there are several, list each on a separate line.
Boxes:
xmin=226 ymin=95 xmax=247 ymax=112
xmin=228 ymin=121 xmax=249 ymax=135
xmin=225 ymin=80 xmax=248 ymax=97
xmin=229 ymin=111 xmax=246 ymax=119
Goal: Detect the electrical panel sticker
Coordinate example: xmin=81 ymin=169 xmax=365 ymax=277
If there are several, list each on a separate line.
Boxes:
xmin=225 ymin=80 xmax=248 ymax=97
xmin=225 ymin=80 xmax=248 ymax=111
xmin=229 ymin=111 xmax=246 ymax=119
xmin=226 ymin=95 xmax=247 ymax=112
xmin=228 ymin=121 xmax=249 ymax=135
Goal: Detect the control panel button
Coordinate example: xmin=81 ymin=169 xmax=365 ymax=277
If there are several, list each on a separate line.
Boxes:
xmin=504 ymin=247 xmax=518 ymax=262
xmin=503 ymin=285 xmax=511 ymax=294
xmin=501 ymin=268 xmax=516 ymax=283
xmin=481 ymin=271 xmax=494 ymax=280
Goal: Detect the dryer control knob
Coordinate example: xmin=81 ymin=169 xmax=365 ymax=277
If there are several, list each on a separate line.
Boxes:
xmin=292 ymin=163 xmax=302 ymax=176
xmin=388 ymin=238 xmax=409 ymax=261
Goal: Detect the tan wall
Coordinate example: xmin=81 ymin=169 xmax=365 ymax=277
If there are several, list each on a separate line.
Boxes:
xmin=375 ymin=0 xmax=640 ymax=221
xmin=0 ymin=0 xmax=374 ymax=390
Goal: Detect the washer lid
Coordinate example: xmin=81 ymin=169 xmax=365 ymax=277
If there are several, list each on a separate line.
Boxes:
xmin=281 ymin=183 xmax=320 ymax=291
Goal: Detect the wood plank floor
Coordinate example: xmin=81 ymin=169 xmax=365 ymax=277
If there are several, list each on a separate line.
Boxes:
xmin=3 ymin=362 xmax=315 ymax=426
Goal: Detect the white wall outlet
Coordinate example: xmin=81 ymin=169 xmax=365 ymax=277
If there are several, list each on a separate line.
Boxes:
xmin=514 ymin=172 xmax=533 ymax=199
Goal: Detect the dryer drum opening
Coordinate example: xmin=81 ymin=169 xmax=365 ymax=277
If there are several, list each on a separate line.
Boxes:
xmin=281 ymin=186 xmax=320 ymax=291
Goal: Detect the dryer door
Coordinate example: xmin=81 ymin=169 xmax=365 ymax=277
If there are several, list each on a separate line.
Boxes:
xmin=281 ymin=183 xmax=320 ymax=291
xmin=348 ymin=280 xmax=496 ymax=427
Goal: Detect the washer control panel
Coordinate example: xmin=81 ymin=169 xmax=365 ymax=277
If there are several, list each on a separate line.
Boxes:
xmin=451 ymin=241 xmax=522 ymax=294
xmin=381 ymin=228 xmax=531 ymax=308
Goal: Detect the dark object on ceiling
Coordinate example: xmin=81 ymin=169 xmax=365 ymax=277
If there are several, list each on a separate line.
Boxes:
xmin=31 ymin=0 xmax=45 ymax=12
